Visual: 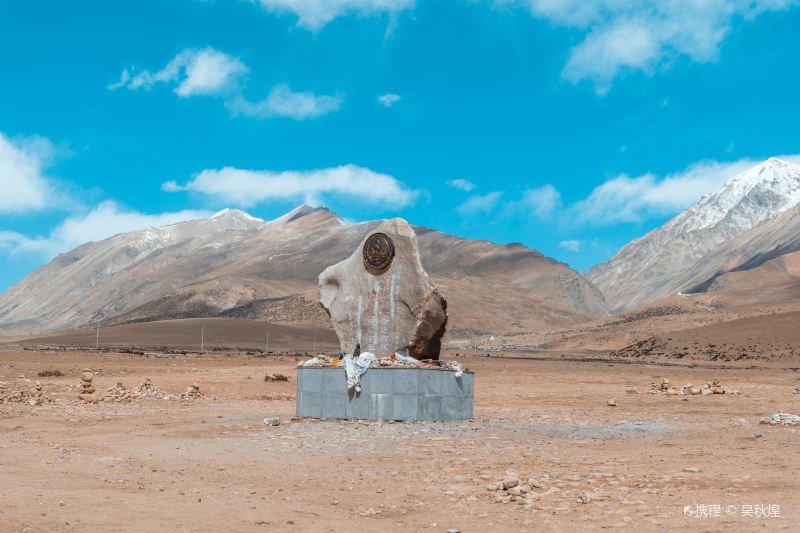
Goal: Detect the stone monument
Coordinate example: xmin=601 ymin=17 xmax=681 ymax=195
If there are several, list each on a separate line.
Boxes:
xmin=318 ymin=218 xmax=448 ymax=359
xmin=296 ymin=218 xmax=473 ymax=421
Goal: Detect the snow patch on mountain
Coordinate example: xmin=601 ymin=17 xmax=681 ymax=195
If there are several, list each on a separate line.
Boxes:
xmin=586 ymin=157 xmax=800 ymax=312
xmin=211 ymin=208 xmax=264 ymax=222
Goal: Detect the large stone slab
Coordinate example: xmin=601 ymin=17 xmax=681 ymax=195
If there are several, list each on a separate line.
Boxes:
xmin=318 ymin=218 xmax=447 ymax=359
xmin=296 ymin=367 xmax=474 ymax=421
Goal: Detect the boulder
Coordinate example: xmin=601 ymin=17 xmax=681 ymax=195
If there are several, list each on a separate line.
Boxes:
xmin=79 ymin=393 xmax=98 ymax=403
xmin=502 ymin=471 xmax=520 ymax=490
xmin=319 ymin=218 xmax=447 ymax=360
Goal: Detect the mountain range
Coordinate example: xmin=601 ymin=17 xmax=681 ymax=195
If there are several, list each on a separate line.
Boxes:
xmin=0 ymin=206 xmax=607 ymax=337
xmin=3 ymin=157 xmax=800 ymax=340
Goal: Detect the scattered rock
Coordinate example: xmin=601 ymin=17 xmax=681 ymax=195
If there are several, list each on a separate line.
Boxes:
xmin=179 ymin=384 xmax=205 ymax=401
xmin=649 ymin=377 xmax=736 ymax=397
xmin=264 ymin=417 xmax=281 ymax=427
xmin=101 ymin=382 xmax=131 ymax=403
xmin=486 ymin=471 xmax=541 ymax=509
xmin=0 ymin=381 xmax=52 ymax=406
xmin=502 ymin=470 xmax=520 ymax=489
xmin=264 ymin=373 xmax=289 ymax=382
xmin=708 ymin=378 xmax=725 ymax=394
xmin=607 ymin=398 xmax=616 ymax=407
xmin=760 ymin=412 xmax=800 ymax=426
xmin=132 ymin=378 xmax=173 ymax=400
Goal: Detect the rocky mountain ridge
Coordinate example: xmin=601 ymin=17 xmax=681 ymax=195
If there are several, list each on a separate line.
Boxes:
xmin=0 ymin=206 xmax=607 ymax=337
xmin=586 ymin=158 xmax=800 ymax=311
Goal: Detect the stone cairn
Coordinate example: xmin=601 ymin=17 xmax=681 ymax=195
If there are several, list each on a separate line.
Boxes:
xmin=649 ymin=377 xmax=738 ymax=396
xmin=131 ymin=378 xmax=172 ymax=400
xmin=78 ymin=369 xmax=98 ymax=403
xmin=486 ymin=471 xmax=543 ymax=509
xmin=179 ymin=383 xmax=205 ymax=400
xmin=102 ymin=382 xmax=132 ymax=403
xmin=0 ymin=381 xmax=49 ymax=406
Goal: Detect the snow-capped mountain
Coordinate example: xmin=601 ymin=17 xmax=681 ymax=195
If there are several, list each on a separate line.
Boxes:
xmin=0 ymin=205 xmax=607 ymax=336
xmin=586 ymin=157 xmax=800 ymax=312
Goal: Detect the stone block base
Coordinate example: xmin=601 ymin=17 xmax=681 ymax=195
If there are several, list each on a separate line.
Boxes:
xmin=296 ymin=367 xmax=474 ymax=421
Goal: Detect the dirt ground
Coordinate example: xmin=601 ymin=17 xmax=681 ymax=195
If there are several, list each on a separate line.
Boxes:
xmin=1 ymin=349 xmax=799 ymax=532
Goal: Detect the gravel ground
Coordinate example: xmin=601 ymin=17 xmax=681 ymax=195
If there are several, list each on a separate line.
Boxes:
xmin=1 ymin=349 xmax=798 ymax=532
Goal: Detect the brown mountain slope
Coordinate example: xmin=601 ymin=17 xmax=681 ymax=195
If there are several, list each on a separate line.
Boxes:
xmin=696 ymin=249 xmax=800 ymax=309
xmin=674 ymin=204 xmax=800 ymax=299
xmin=0 ymin=206 xmax=607 ymax=337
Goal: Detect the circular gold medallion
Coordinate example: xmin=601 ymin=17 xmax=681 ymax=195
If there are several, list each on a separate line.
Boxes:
xmin=362 ymin=233 xmax=395 ymax=275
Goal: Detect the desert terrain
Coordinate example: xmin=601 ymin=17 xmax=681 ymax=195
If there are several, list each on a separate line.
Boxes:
xmin=2 ymin=337 xmax=799 ymax=532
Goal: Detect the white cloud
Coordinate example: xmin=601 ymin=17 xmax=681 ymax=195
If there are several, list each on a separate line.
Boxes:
xmin=111 ymin=47 xmax=248 ymax=97
xmin=107 ymin=68 xmax=131 ymax=91
xmin=0 ymin=201 xmax=209 ymax=258
xmin=255 ymin=0 xmax=415 ymax=29
xmin=568 ymin=158 xmax=763 ymax=224
xmin=503 ymin=184 xmax=562 ymax=220
xmin=488 ymin=155 xmax=800 ymax=228
xmin=230 ymin=85 xmax=342 ymax=120
xmin=163 ymin=164 xmax=418 ymax=208
xmin=447 ymin=179 xmax=475 ymax=192
xmin=525 ymin=0 xmax=799 ymax=90
xmin=112 ymin=50 xmax=342 ymax=121
xmin=0 ymin=132 xmax=56 ymax=214
xmin=457 ymin=191 xmax=503 ymax=215
xmin=378 ymin=93 xmax=402 ymax=107
xmin=559 ymin=239 xmax=583 ymax=252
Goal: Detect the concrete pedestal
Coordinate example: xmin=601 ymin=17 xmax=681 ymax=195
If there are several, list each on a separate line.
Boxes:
xmin=296 ymin=367 xmax=474 ymax=421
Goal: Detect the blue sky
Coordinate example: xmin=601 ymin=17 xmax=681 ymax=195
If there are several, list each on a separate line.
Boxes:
xmin=2 ymin=0 xmax=800 ymax=292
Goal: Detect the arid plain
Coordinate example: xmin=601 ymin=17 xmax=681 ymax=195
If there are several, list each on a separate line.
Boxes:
xmin=2 ymin=322 xmax=799 ymax=532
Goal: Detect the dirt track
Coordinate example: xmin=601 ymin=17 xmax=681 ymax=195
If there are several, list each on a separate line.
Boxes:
xmin=1 ymin=349 xmax=799 ymax=532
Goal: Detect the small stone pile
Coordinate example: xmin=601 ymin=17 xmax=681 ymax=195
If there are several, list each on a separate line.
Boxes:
xmin=649 ymin=377 xmax=738 ymax=396
xmin=264 ymin=373 xmax=289 ymax=382
xmin=264 ymin=416 xmax=281 ymax=426
xmin=486 ymin=471 xmax=540 ymax=508
xmin=101 ymin=382 xmax=132 ymax=403
xmin=79 ymin=370 xmax=98 ymax=403
xmin=649 ymin=378 xmax=680 ymax=395
xmin=0 ymin=381 xmax=51 ymax=406
xmin=793 ymin=385 xmax=800 ymax=395
xmin=761 ymin=412 xmax=800 ymax=426
xmin=131 ymin=378 xmax=173 ymax=400
xmin=179 ymin=383 xmax=205 ymax=400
